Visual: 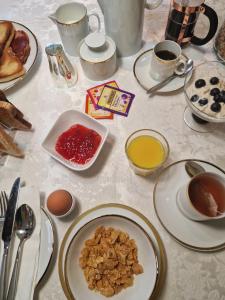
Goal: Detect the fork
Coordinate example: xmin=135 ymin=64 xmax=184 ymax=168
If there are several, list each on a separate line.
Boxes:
xmin=0 ymin=191 xmax=8 ymax=224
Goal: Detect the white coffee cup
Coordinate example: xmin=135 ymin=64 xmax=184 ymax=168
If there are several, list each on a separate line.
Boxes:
xmin=49 ymin=2 xmax=101 ymax=56
xmin=176 ymin=172 xmax=225 ymax=221
xmin=150 ymin=40 xmax=186 ymax=81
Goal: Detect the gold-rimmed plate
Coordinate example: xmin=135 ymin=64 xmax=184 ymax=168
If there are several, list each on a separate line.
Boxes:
xmin=58 ymin=203 xmax=166 ymax=300
xmin=65 ymin=215 xmax=158 ymax=300
xmin=154 ymin=159 xmax=225 ymax=252
xmin=0 ymin=20 xmax=38 ymax=91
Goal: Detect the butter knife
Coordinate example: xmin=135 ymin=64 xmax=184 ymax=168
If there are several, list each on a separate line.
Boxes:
xmin=0 ymin=177 xmax=20 ymax=300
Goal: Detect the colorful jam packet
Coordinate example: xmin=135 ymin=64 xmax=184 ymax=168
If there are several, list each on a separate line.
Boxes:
xmin=85 ymin=95 xmax=113 ymax=119
xmin=97 ymin=85 xmax=135 ymax=117
xmin=87 ymin=80 xmax=119 ymax=109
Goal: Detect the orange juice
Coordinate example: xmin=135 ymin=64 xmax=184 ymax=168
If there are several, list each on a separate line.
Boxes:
xmin=127 ymin=135 xmax=165 ymax=169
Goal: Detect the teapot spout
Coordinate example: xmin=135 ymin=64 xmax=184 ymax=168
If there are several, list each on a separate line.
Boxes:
xmin=97 ymin=0 xmax=105 ymax=13
xmin=49 ymin=14 xmax=58 ymax=24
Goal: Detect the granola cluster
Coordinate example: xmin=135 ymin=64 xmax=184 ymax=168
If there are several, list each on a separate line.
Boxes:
xmin=79 ymin=226 xmax=144 ymax=297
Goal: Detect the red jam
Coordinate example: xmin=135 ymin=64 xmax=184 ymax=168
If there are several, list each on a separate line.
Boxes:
xmin=55 ymin=124 xmax=102 ymax=165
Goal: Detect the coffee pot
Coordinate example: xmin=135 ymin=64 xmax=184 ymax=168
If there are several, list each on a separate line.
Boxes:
xmin=97 ymin=0 xmax=162 ymax=57
xmin=165 ymin=0 xmax=218 ymax=47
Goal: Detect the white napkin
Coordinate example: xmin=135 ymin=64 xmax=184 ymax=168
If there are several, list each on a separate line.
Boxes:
xmin=0 ymin=169 xmax=41 ymax=300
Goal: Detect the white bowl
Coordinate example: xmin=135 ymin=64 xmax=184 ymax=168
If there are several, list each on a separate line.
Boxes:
xmin=42 ymin=110 xmax=109 ymax=171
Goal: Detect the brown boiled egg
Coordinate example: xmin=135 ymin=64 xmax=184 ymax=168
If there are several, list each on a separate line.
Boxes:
xmin=47 ymin=189 xmax=74 ymax=217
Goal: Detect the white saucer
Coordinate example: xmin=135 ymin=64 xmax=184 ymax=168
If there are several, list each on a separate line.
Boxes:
xmin=133 ymin=49 xmax=192 ymax=93
xmin=153 ymin=159 xmax=225 ymax=252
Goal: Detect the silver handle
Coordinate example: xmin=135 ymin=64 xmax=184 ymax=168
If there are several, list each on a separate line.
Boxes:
xmin=147 ymin=74 xmax=177 ymax=95
xmin=0 ymin=247 xmax=9 ymax=300
xmin=7 ymin=241 xmax=23 ymax=300
xmin=145 ymin=0 xmax=162 ymax=10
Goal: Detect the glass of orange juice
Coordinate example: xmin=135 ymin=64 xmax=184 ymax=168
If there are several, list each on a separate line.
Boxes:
xmin=125 ymin=129 xmax=169 ymax=176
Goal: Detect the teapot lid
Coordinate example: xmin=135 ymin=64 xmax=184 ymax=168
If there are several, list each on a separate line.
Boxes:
xmin=79 ymin=32 xmax=116 ymax=63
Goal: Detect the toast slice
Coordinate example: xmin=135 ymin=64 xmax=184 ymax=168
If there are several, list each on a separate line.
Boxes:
xmin=0 ymin=101 xmax=32 ymax=130
xmin=0 ymin=126 xmax=23 ymax=157
xmin=0 ymin=21 xmax=15 ymax=54
xmin=0 ymin=47 xmax=25 ymax=83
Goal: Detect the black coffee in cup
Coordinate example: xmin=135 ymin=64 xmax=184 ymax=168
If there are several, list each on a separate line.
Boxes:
xmin=155 ymin=50 xmax=177 ymax=60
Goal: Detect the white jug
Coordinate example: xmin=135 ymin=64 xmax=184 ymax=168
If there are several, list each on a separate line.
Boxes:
xmin=97 ymin=0 xmax=162 ymax=57
xmin=49 ymin=2 xmax=101 ymax=56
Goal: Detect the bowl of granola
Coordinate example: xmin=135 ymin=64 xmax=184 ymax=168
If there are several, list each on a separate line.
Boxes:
xmin=184 ymin=61 xmax=225 ymax=123
xmin=64 ymin=215 xmax=158 ymax=299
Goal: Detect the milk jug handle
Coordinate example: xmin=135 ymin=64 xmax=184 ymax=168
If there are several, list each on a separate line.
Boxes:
xmin=88 ymin=13 xmax=101 ymax=32
xmin=145 ymin=0 xmax=162 ymax=10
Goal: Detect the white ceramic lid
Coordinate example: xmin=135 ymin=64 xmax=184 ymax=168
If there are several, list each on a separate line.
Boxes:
xmin=79 ymin=32 xmax=116 ymax=63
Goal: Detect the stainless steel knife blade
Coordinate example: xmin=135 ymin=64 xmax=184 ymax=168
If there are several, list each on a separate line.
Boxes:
xmin=0 ymin=177 xmax=20 ymax=300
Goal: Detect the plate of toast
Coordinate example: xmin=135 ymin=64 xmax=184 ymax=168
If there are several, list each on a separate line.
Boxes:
xmin=0 ymin=20 xmax=38 ymax=91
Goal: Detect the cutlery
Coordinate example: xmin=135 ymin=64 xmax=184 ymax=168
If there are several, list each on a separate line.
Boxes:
xmin=185 ymin=161 xmax=206 ymax=178
xmin=0 ymin=177 xmax=20 ymax=300
xmin=0 ymin=191 xmax=8 ymax=223
xmin=7 ymin=204 xmax=35 ymax=300
xmin=147 ymin=58 xmax=193 ymax=95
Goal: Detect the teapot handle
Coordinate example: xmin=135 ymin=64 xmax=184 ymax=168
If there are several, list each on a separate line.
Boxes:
xmin=88 ymin=13 xmax=101 ymax=33
xmin=191 ymin=4 xmax=218 ymax=46
xmin=145 ymin=0 xmax=162 ymax=10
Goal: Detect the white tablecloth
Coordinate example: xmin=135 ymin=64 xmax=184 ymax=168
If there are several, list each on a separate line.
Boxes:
xmin=1 ymin=0 xmax=225 ymax=299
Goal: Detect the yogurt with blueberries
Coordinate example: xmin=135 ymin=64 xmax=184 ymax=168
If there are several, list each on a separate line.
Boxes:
xmin=189 ymin=76 xmax=225 ymax=119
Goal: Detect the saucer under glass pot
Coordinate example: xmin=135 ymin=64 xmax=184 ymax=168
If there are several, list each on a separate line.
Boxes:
xmin=183 ymin=61 xmax=225 ymax=133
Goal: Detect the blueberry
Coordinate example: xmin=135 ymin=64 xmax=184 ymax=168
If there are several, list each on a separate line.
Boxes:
xmin=198 ymin=98 xmax=208 ymax=106
xmin=191 ymin=94 xmax=199 ymax=102
xmin=211 ymin=102 xmax=221 ymax=112
xmin=220 ymin=90 xmax=225 ymax=97
xmin=213 ymin=94 xmax=221 ymax=102
xmin=210 ymin=88 xmax=220 ymax=96
xmin=220 ymin=92 xmax=225 ymax=103
xmin=210 ymin=77 xmax=219 ymax=85
xmin=195 ymin=79 xmax=206 ymax=88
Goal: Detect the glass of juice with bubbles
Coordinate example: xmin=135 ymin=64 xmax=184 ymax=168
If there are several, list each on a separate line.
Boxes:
xmin=125 ymin=129 xmax=169 ymax=176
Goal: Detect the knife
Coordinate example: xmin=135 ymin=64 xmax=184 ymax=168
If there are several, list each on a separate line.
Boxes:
xmin=0 ymin=177 xmax=20 ymax=300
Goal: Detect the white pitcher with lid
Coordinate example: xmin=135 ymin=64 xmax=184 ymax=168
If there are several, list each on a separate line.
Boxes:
xmin=97 ymin=0 xmax=162 ymax=57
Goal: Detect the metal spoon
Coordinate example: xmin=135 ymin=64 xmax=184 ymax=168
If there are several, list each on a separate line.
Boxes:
xmin=185 ymin=161 xmax=206 ymax=178
xmin=147 ymin=58 xmax=193 ymax=95
xmin=7 ymin=204 xmax=35 ymax=300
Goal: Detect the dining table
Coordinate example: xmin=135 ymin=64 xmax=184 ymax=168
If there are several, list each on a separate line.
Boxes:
xmin=1 ymin=0 xmax=225 ymax=299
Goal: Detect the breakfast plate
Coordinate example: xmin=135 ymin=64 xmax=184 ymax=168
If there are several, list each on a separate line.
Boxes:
xmin=154 ymin=159 xmax=225 ymax=252
xmin=42 ymin=110 xmax=109 ymax=171
xmin=36 ymin=208 xmax=55 ymax=284
xmin=58 ymin=203 xmax=166 ymax=300
xmin=0 ymin=20 xmax=38 ymax=91
xmin=133 ymin=48 xmax=192 ymax=93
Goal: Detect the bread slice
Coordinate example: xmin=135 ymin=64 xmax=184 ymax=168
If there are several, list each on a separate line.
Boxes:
xmin=0 ymin=21 xmax=15 ymax=54
xmin=0 ymin=47 xmax=25 ymax=83
xmin=0 ymin=127 xmax=23 ymax=157
xmin=0 ymin=101 xmax=32 ymax=130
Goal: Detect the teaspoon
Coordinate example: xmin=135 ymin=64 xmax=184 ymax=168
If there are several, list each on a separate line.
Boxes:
xmin=185 ymin=161 xmax=206 ymax=178
xmin=7 ymin=204 xmax=35 ymax=300
xmin=147 ymin=58 xmax=193 ymax=95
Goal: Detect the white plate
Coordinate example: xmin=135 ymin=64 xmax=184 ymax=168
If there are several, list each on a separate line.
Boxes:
xmin=0 ymin=20 xmax=38 ymax=91
xmin=154 ymin=159 xmax=225 ymax=252
xmin=36 ymin=208 xmax=54 ymax=283
xmin=133 ymin=49 xmax=192 ymax=93
xmin=42 ymin=110 xmax=109 ymax=171
xmin=65 ymin=215 xmax=158 ymax=300
xmin=58 ymin=203 xmax=166 ymax=300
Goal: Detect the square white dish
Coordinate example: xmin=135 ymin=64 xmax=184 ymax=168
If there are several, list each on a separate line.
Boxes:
xmin=42 ymin=110 xmax=109 ymax=171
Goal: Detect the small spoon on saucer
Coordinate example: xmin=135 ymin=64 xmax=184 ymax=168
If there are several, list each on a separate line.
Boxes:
xmin=185 ymin=161 xmax=206 ymax=178
xmin=147 ymin=58 xmax=193 ymax=95
xmin=7 ymin=204 xmax=35 ymax=300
